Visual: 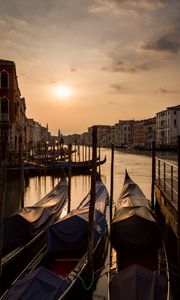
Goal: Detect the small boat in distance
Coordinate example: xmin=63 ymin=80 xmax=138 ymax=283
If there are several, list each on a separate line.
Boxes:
xmin=1 ymin=177 xmax=68 ymax=296
xmin=109 ymin=170 xmax=170 ymax=300
xmin=6 ymin=156 xmax=106 ymax=176
xmin=2 ymin=176 xmax=109 ymax=300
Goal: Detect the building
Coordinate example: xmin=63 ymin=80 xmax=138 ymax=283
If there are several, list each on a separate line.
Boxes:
xmin=114 ymin=120 xmax=134 ymax=148
xmin=0 ymin=59 xmax=26 ymax=157
xmin=156 ymin=105 xmax=180 ymax=145
xmin=133 ymin=117 xmax=156 ymax=149
xmin=87 ymin=125 xmax=112 ymax=147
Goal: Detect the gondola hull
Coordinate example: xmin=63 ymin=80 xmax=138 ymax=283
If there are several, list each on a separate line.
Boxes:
xmin=109 ymin=170 xmax=170 ymax=300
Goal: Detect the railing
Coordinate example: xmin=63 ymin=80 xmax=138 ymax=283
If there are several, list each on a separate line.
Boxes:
xmin=155 ymin=157 xmax=178 ymax=203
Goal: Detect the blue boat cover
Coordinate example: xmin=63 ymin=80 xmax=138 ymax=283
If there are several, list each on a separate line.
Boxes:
xmin=3 ymin=178 xmax=68 ymax=253
xmin=2 ymin=267 xmax=70 ymax=300
xmin=48 ymin=179 xmax=108 ymax=253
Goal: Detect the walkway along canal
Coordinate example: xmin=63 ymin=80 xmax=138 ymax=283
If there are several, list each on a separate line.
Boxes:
xmin=152 ymin=138 xmax=180 ymax=300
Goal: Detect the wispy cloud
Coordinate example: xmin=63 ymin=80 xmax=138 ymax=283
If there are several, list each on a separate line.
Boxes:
xmin=109 ymin=83 xmax=135 ymax=94
xmin=142 ymin=26 xmax=180 ymax=54
xmin=90 ymin=0 xmax=175 ymax=14
xmin=158 ymin=87 xmax=180 ymax=94
xmin=102 ymin=53 xmax=153 ymax=73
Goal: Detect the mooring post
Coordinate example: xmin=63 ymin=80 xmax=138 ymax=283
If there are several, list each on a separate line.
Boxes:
xmin=88 ymin=125 xmax=97 ymax=271
xmin=88 ymin=145 xmax=91 ymax=161
xmin=19 ymin=135 xmax=24 ymax=208
xmin=68 ymin=143 xmax=72 ymax=213
xmin=98 ymin=146 xmax=101 ymax=176
xmin=177 ymin=136 xmax=180 ymax=270
xmin=151 ymin=140 xmax=156 ymax=210
xmin=110 ymin=144 xmax=114 ymax=224
xmin=74 ymin=140 xmax=77 ymax=162
xmin=0 ymin=127 xmax=8 ymax=292
xmin=109 ymin=144 xmax=114 ymax=269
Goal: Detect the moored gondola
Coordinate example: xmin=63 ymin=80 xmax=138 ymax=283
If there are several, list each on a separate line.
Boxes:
xmin=1 ymin=176 xmax=109 ymax=300
xmin=109 ymin=170 xmax=171 ymax=300
xmin=1 ymin=177 xmax=68 ymax=296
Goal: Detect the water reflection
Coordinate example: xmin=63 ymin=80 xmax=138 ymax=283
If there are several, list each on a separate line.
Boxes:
xmin=5 ymin=148 xmax=155 ymax=218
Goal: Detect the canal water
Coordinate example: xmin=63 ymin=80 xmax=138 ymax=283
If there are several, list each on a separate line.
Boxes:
xmin=5 ymin=147 xmax=154 ymax=218
xmin=4 ymin=147 xmax=176 ymax=299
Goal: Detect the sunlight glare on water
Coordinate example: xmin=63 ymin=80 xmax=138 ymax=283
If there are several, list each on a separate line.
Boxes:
xmin=5 ymin=147 xmax=153 ymax=217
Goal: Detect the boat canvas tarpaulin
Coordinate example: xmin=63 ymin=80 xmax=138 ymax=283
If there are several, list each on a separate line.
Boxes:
xmin=48 ymin=179 xmax=108 ymax=255
xmin=110 ymin=264 xmax=168 ymax=300
xmin=48 ymin=207 xmax=106 ymax=255
xmin=2 ymin=267 xmax=70 ymax=300
xmin=111 ymin=171 xmax=161 ymax=252
xmin=3 ymin=178 xmax=68 ymax=253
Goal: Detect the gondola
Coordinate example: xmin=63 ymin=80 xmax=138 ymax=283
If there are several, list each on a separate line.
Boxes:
xmin=109 ymin=170 xmax=170 ymax=300
xmin=6 ymin=156 xmax=106 ymax=176
xmin=44 ymin=155 xmax=107 ymax=175
xmin=1 ymin=177 xmax=68 ymax=296
xmin=1 ymin=176 xmax=109 ymax=300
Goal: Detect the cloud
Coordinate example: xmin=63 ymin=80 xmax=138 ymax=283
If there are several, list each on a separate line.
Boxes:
xmin=142 ymin=26 xmax=180 ymax=54
xmin=90 ymin=0 xmax=174 ymax=14
xmin=158 ymin=87 xmax=180 ymax=94
xmin=0 ymin=0 xmax=56 ymax=19
xmin=102 ymin=56 xmax=151 ymax=73
xmin=110 ymin=84 xmax=126 ymax=92
xmin=70 ymin=68 xmax=77 ymax=72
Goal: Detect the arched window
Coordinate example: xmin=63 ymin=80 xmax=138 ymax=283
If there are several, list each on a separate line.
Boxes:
xmin=1 ymin=70 xmax=9 ymax=88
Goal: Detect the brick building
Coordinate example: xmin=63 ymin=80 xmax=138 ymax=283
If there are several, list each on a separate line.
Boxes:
xmin=0 ymin=59 xmax=26 ymax=157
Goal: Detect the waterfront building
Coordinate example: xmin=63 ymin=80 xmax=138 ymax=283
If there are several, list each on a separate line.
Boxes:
xmin=63 ymin=133 xmax=81 ymax=145
xmin=0 ymin=59 xmax=26 ymax=157
xmin=156 ymin=105 xmax=180 ymax=145
xmin=133 ymin=117 xmax=156 ymax=149
xmin=114 ymin=120 xmax=134 ymax=148
xmin=88 ymin=125 xmax=112 ymax=147
xmin=26 ymin=119 xmax=49 ymax=144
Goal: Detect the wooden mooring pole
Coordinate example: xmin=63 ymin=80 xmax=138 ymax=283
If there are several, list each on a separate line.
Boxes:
xmin=68 ymin=143 xmax=72 ymax=213
xmin=110 ymin=144 xmax=114 ymax=269
xmin=151 ymin=141 xmax=156 ymax=210
xmin=0 ymin=128 xmax=8 ymax=291
xmin=88 ymin=126 xmax=97 ymax=271
xmin=177 ymin=136 xmax=180 ymax=269
xmin=110 ymin=144 xmax=114 ymax=224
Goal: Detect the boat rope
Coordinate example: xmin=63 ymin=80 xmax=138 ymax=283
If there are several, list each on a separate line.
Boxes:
xmin=77 ymin=270 xmax=95 ymax=291
xmin=76 ymin=262 xmax=112 ymax=291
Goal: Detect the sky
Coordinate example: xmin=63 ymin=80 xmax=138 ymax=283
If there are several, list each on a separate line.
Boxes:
xmin=0 ymin=0 xmax=180 ymax=135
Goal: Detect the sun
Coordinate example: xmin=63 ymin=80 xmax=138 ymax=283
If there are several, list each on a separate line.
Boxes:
xmin=54 ymin=85 xmax=71 ymax=98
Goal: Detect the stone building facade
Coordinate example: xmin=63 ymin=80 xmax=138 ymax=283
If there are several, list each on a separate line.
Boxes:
xmin=0 ymin=59 xmax=26 ymax=157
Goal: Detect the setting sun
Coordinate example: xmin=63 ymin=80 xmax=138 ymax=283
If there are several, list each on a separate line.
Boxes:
xmin=54 ymin=85 xmax=72 ymax=98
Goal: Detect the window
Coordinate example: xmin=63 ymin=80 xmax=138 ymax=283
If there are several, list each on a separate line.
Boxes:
xmin=0 ymin=97 xmax=9 ymax=121
xmin=0 ymin=70 xmax=9 ymax=88
xmin=174 ymin=119 xmax=177 ymax=127
xmin=1 ymin=98 xmax=8 ymax=114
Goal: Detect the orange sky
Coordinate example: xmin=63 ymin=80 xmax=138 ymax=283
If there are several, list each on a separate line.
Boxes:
xmin=1 ymin=0 xmax=180 ymax=135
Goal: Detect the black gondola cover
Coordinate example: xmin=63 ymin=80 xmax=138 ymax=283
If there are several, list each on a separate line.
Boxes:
xmin=110 ymin=171 xmax=161 ymax=252
xmin=110 ymin=264 xmax=168 ymax=300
